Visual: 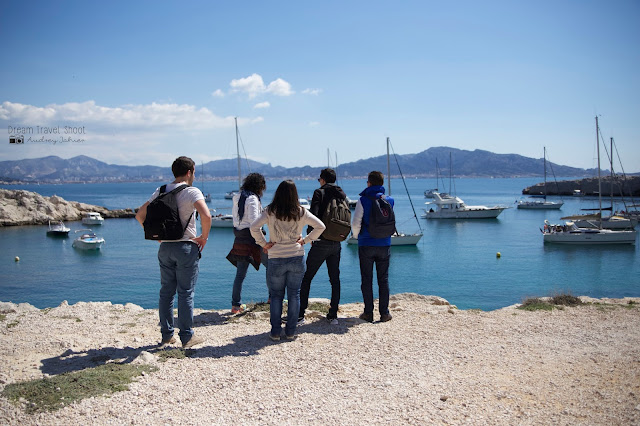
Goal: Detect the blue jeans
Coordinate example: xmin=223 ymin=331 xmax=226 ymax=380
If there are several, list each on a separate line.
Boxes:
xmin=231 ymin=253 xmax=269 ymax=307
xmin=158 ymin=241 xmax=199 ymax=345
xmin=300 ymin=240 xmax=341 ymax=318
xmin=267 ymin=256 xmax=305 ymax=337
xmin=358 ymin=245 xmax=391 ymax=315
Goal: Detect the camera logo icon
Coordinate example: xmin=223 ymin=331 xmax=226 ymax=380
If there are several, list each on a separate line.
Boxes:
xmin=9 ymin=135 xmax=24 ymax=144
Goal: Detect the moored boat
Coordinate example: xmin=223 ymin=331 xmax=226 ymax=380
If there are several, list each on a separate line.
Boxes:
xmin=423 ymin=192 xmax=508 ymax=219
xmin=46 ymin=220 xmax=70 ymax=237
xmin=72 ymin=229 xmax=105 ymax=250
xmin=81 ymin=212 xmax=104 ymax=225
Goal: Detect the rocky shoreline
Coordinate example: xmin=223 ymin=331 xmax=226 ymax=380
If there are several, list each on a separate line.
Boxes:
xmin=0 ymin=189 xmax=134 ymax=227
xmin=0 ymin=294 xmax=639 ymax=425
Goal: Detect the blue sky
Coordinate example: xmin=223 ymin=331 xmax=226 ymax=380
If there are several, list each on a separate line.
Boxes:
xmin=1 ymin=0 xmax=639 ymax=172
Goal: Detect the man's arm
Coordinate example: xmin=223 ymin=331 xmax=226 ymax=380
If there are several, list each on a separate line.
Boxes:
xmin=191 ymin=199 xmax=211 ymax=252
xmin=135 ymin=202 xmax=149 ymax=226
xmin=351 ymin=199 xmax=363 ymax=239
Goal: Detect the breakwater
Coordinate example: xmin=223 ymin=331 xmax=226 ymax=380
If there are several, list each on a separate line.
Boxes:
xmin=523 ymin=176 xmax=640 ymax=197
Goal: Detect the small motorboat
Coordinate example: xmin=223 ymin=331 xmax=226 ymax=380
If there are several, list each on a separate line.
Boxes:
xmin=46 ymin=220 xmax=70 ymax=237
xmin=81 ymin=212 xmax=104 ymax=225
xmin=72 ymin=229 xmax=105 ymax=250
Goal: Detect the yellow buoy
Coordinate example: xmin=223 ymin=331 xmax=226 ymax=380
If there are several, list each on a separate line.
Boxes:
xmin=496 ymin=252 xmax=501 ymax=258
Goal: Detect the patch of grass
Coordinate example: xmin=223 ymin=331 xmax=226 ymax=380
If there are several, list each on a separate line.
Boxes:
xmin=122 ymin=323 xmax=136 ymax=328
xmin=550 ymin=293 xmax=583 ymax=307
xmin=518 ymin=298 xmax=554 ymax=311
xmin=42 ymin=308 xmax=52 ymax=314
xmin=0 ymin=314 xmax=6 ymax=322
xmin=307 ymin=302 xmax=330 ymax=314
xmin=7 ymin=320 xmax=19 ymax=328
xmin=1 ymin=363 xmax=157 ymax=413
xmin=156 ymin=348 xmax=195 ymax=362
xmin=245 ymin=302 xmax=270 ymax=312
xmin=60 ymin=315 xmax=82 ymax=322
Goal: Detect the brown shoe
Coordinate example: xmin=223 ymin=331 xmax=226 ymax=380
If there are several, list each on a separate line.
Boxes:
xmin=359 ymin=312 xmax=374 ymax=323
xmin=182 ymin=334 xmax=204 ymax=349
xmin=159 ymin=336 xmax=176 ymax=347
xmin=380 ymin=313 xmax=393 ymax=322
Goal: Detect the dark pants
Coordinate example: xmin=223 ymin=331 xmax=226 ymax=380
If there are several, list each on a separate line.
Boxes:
xmin=299 ymin=239 xmax=342 ymax=318
xmin=358 ymin=245 xmax=391 ymax=316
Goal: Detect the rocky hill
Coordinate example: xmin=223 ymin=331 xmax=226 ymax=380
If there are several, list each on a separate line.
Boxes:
xmin=0 ymin=147 xmax=597 ymax=183
xmin=0 ymin=189 xmax=135 ymax=226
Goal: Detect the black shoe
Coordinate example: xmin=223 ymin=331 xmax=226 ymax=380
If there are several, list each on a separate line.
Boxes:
xmin=380 ymin=313 xmax=393 ymax=322
xmin=359 ymin=312 xmax=374 ymax=323
xmin=281 ymin=316 xmax=305 ymax=325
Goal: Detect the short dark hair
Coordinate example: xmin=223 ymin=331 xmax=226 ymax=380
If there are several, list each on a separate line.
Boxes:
xmin=320 ymin=168 xmax=336 ymax=183
xmin=368 ymin=171 xmax=384 ymax=186
xmin=242 ymin=173 xmax=266 ymax=196
xmin=172 ymin=156 xmax=195 ymax=178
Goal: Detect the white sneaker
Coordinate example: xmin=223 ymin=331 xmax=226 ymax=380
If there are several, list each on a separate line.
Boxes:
xmin=330 ymin=318 xmax=339 ymax=325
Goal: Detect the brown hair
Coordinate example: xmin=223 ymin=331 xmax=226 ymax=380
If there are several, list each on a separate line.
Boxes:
xmin=171 ymin=156 xmax=195 ymax=178
xmin=267 ymin=180 xmax=301 ymax=221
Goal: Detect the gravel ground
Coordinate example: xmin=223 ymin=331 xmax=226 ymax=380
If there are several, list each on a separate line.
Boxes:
xmin=0 ymin=293 xmax=639 ymax=425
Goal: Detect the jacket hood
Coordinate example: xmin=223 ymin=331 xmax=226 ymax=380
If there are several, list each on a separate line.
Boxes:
xmin=360 ymin=185 xmax=385 ymax=198
xmin=322 ymin=183 xmax=347 ymax=200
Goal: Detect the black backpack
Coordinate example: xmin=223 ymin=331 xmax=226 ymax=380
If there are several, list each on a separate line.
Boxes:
xmin=319 ymin=190 xmax=351 ymax=242
xmin=144 ymin=184 xmax=193 ymax=240
xmin=366 ymin=195 xmax=396 ymax=239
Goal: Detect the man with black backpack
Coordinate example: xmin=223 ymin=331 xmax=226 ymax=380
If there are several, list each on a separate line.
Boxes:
xmin=351 ymin=170 xmax=395 ymax=323
xmin=135 ymin=156 xmax=211 ymax=349
xmin=298 ymin=168 xmax=350 ymax=325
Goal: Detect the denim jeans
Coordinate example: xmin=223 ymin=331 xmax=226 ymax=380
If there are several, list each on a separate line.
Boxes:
xmin=231 ymin=252 xmax=269 ymax=307
xmin=358 ymin=245 xmax=391 ymax=315
xmin=158 ymin=241 xmax=199 ymax=345
xmin=267 ymin=256 xmax=305 ymax=337
xmin=300 ymin=240 xmax=341 ymax=318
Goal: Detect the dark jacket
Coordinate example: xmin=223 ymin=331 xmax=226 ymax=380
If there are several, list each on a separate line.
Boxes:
xmin=308 ymin=183 xmax=347 ymax=240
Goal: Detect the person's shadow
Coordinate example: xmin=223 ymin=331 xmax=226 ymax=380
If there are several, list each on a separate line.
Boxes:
xmin=39 ymin=311 xmax=357 ymax=375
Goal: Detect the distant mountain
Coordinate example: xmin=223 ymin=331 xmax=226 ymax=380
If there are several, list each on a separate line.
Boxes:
xmin=0 ymin=148 xmax=597 ymax=183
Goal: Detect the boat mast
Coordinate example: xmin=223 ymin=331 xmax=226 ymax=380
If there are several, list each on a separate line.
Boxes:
xmin=543 ymin=147 xmax=547 ymax=200
xmin=386 ymin=137 xmax=391 ymax=195
xmin=235 ymin=117 xmax=241 ymax=191
xmin=596 ymin=116 xmax=602 ymax=229
xmin=610 ymin=137 xmax=614 ymax=213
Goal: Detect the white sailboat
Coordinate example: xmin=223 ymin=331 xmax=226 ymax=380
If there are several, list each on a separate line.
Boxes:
xmin=517 ymin=147 xmax=563 ymax=209
xmin=348 ymin=137 xmax=423 ymax=246
xmin=542 ymin=117 xmax=636 ymax=244
xmin=212 ymin=117 xmax=241 ymax=228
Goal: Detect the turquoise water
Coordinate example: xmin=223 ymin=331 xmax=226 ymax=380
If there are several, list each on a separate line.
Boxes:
xmin=1 ymin=178 xmax=638 ymax=311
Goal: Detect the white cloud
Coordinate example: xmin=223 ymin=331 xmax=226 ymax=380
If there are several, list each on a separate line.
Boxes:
xmin=266 ymin=78 xmax=293 ymax=96
xmin=229 ymin=73 xmax=294 ymax=98
xmin=254 ymin=101 xmax=270 ymax=109
xmin=308 ymin=121 xmax=320 ymax=127
xmin=302 ymin=88 xmax=322 ymax=95
xmin=0 ymin=101 xmax=232 ymax=130
xmin=211 ymin=89 xmax=225 ymax=97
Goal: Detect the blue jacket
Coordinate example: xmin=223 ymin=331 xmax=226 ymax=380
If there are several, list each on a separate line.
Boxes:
xmin=357 ymin=185 xmax=394 ymax=247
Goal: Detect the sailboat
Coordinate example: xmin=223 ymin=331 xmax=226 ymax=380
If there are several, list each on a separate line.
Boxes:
xmin=517 ymin=147 xmax=563 ymax=209
xmin=201 ymin=162 xmax=211 ymax=203
xmin=561 ymin=137 xmax=636 ymax=229
xmin=424 ymin=158 xmax=449 ymax=199
xmin=212 ymin=117 xmax=241 ymax=228
xmin=347 ymin=137 xmax=423 ymax=246
xmin=542 ymin=117 xmax=636 ymax=244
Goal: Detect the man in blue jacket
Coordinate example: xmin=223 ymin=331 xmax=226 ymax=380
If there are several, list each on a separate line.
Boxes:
xmin=351 ymin=170 xmax=394 ymax=323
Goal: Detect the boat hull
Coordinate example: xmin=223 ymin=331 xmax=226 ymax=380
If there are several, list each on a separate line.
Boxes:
xmin=72 ymin=238 xmax=105 ymax=250
xmin=347 ymin=233 xmax=423 ymax=246
xmin=517 ymin=201 xmax=563 ymax=210
xmin=543 ymin=229 xmax=636 ymax=244
xmin=423 ymin=208 xmax=505 ymax=219
xmin=211 ymin=215 xmax=234 ymax=228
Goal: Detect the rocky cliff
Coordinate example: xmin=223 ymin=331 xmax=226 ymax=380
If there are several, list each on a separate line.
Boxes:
xmin=0 ymin=189 xmax=135 ymax=226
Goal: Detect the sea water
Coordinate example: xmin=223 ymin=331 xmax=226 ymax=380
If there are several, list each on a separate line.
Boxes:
xmin=1 ymin=178 xmax=638 ymax=311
